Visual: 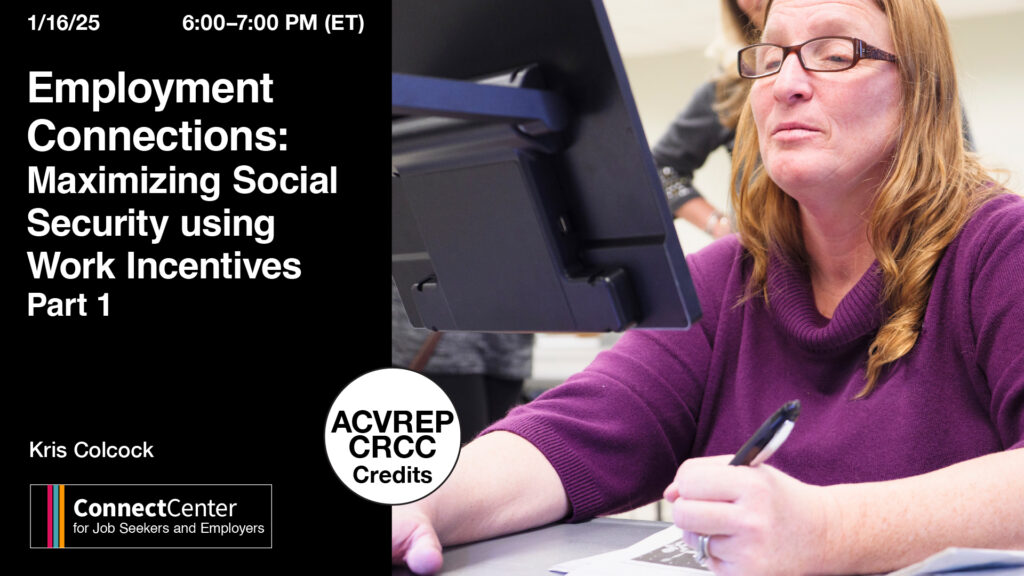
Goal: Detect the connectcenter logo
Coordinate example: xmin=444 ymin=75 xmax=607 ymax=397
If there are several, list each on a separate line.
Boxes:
xmin=29 ymin=484 xmax=272 ymax=549
xmin=324 ymin=368 xmax=461 ymax=505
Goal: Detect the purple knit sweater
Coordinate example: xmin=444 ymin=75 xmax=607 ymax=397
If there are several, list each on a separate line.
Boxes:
xmin=485 ymin=194 xmax=1024 ymax=521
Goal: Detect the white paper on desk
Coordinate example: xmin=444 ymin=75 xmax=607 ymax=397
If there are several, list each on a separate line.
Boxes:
xmin=882 ymin=547 xmax=1024 ymax=575
xmin=551 ymin=527 xmax=1024 ymax=576
xmin=550 ymin=525 xmax=711 ymax=576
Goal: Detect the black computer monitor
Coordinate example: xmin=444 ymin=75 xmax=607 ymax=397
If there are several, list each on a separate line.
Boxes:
xmin=392 ymin=0 xmax=701 ymax=333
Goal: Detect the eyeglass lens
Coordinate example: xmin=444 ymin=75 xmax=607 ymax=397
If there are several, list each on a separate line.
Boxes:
xmin=740 ymin=37 xmax=857 ymax=78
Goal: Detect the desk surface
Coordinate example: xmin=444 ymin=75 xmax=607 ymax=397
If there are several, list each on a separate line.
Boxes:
xmin=392 ymin=518 xmax=669 ymax=576
xmin=392 ymin=518 xmax=1024 ymax=576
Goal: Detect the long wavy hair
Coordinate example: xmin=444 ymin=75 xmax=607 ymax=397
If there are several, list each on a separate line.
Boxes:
xmin=712 ymin=0 xmax=762 ymax=130
xmin=730 ymin=0 xmax=1000 ymax=397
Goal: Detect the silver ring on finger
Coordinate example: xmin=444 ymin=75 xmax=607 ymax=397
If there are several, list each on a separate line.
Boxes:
xmin=695 ymin=533 xmax=712 ymax=566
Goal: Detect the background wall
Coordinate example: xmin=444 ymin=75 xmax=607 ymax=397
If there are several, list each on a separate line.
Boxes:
xmin=950 ymin=11 xmax=1024 ymax=189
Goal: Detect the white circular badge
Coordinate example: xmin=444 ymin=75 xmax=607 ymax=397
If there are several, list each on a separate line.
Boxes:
xmin=325 ymin=368 xmax=461 ymax=505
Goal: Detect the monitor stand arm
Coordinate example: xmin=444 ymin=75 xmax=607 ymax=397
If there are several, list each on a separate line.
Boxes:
xmin=391 ymin=67 xmax=568 ymax=136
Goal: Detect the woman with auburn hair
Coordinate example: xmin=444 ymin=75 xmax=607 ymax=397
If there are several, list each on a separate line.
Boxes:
xmin=393 ymin=1 xmax=1024 ymax=574
xmin=731 ymin=0 xmax=995 ymax=398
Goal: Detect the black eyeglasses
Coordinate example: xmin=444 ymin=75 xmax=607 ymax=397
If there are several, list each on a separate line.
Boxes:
xmin=738 ymin=36 xmax=897 ymax=79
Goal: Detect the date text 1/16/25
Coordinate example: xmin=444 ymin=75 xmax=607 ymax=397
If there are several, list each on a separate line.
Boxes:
xmin=27 ymin=14 xmax=100 ymax=31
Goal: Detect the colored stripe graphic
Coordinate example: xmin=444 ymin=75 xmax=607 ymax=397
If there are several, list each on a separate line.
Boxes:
xmin=47 ymin=485 xmax=53 ymax=548
xmin=60 ymin=484 xmax=66 ymax=548
xmin=52 ymin=484 xmax=60 ymax=548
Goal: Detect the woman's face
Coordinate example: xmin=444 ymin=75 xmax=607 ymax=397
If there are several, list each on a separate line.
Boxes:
xmin=749 ymin=0 xmax=901 ymax=211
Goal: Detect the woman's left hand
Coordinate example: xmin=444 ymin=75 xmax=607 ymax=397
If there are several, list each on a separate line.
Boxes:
xmin=663 ymin=456 xmax=839 ymax=576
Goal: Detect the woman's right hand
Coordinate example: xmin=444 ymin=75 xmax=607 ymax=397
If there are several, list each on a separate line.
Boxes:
xmin=392 ymin=504 xmax=444 ymax=575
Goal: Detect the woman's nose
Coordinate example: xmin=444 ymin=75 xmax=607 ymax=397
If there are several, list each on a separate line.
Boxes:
xmin=772 ymin=52 xmax=814 ymax=103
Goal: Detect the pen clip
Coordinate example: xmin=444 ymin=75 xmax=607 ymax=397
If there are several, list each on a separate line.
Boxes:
xmin=748 ymin=418 xmax=795 ymax=467
xmin=729 ymin=400 xmax=800 ymax=467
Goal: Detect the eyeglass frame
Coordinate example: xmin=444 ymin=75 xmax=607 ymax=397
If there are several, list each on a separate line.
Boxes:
xmin=737 ymin=36 xmax=898 ymax=79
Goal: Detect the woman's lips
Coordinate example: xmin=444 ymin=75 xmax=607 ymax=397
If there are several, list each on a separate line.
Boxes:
xmin=771 ymin=122 xmax=821 ymax=141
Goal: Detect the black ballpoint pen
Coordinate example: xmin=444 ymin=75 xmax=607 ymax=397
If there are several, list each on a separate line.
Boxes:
xmin=729 ymin=400 xmax=801 ymax=467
